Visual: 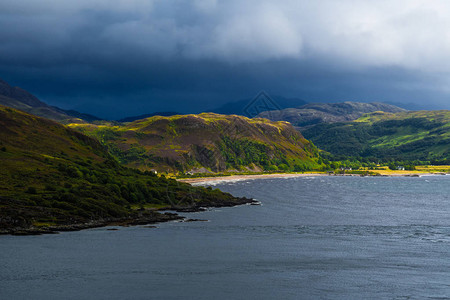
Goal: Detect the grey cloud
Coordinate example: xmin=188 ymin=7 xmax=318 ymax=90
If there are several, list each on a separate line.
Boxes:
xmin=3 ymin=0 xmax=450 ymax=68
xmin=0 ymin=0 xmax=449 ymax=118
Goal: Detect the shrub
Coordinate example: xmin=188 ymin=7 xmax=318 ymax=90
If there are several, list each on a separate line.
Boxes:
xmin=266 ymin=165 xmax=278 ymax=171
xmin=26 ymin=187 xmax=37 ymax=194
xmin=45 ymin=184 xmax=57 ymax=191
xmin=278 ymin=164 xmax=290 ymax=171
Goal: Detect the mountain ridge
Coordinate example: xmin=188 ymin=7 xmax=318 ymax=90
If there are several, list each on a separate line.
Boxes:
xmin=117 ymin=112 xmax=179 ymax=123
xmin=70 ymin=113 xmax=322 ymax=173
xmin=208 ymin=96 xmax=308 ymax=116
xmin=257 ymin=101 xmax=407 ymax=129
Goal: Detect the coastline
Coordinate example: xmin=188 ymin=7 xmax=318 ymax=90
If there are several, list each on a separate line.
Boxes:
xmin=3 ymin=172 xmax=447 ymax=235
xmin=178 ymin=171 xmax=449 ymax=184
xmin=178 ymin=173 xmax=327 ymax=184
xmin=0 ymin=196 xmax=256 ymax=236
xmin=0 ymin=211 xmax=182 ymax=236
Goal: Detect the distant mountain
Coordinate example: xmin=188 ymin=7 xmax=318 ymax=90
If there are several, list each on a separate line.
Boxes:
xmin=209 ymin=95 xmax=308 ymax=116
xmin=57 ymin=109 xmax=101 ymax=123
xmin=117 ymin=112 xmax=179 ymax=123
xmin=257 ymin=102 xmax=406 ymax=129
xmin=70 ymin=113 xmax=322 ymax=173
xmin=384 ymin=101 xmax=427 ymax=111
xmin=0 ymin=78 xmax=101 ymax=123
xmin=302 ymin=110 xmax=450 ymax=162
xmin=0 ymin=105 xmax=251 ymax=234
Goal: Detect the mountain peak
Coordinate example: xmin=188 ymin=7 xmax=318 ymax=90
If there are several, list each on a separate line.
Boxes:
xmin=0 ymin=79 xmax=48 ymax=108
xmin=0 ymin=78 xmax=101 ymax=123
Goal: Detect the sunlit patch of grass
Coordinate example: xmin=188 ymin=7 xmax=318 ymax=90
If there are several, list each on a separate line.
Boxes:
xmin=375 ymin=169 xmax=424 ymax=175
xmin=32 ymin=222 xmax=57 ymax=228
xmin=416 ymin=165 xmax=450 ymax=173
xmin=373 ymin=165 xmax=450 ymax=175
xmin=371 ymin=130 xmax=430 ymax=148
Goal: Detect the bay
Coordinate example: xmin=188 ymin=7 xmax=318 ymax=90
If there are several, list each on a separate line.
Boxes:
xmin=1 ymin=175 xmax=449 ymax=299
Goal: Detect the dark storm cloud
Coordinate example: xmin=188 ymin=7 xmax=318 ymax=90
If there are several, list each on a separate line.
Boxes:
xmin=0 ymin=0 xmax=449 ymax=119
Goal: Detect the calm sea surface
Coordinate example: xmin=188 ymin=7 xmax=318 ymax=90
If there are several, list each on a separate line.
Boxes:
xmin=1 ymin=175 xmax=449 ymax=299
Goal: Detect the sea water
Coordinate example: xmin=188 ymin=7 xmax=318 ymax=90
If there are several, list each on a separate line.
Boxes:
xmin=1 ymin=175 xmax=449 ymax=299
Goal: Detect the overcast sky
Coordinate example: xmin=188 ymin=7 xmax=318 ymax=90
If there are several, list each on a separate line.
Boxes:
xmin=1 ymin=0 xmax=450 ymax=118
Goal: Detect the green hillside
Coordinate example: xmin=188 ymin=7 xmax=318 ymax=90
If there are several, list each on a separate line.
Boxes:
xmin=302 ymin=110 xmax=449 ymax=162
xmin=0 ymin=106 xmax=252 ymax=234
xmin=70 ymin=113 xmax=322 ymax=173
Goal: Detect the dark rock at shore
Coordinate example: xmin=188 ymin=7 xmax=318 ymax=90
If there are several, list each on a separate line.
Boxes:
xmin=175 ymin=207 xmax=204 ymax=212
xmin=126 ymin=212 xmax=183 ymax=226
xmin=1 ymin=211 xmax=183 ymax=236
xmin=184 ymin=218 xmax=208 ymax=222
xmin=171 ymin=196 xmax=256 ymax=212
xmin=1 ymin=196 xmax=257 ymax=236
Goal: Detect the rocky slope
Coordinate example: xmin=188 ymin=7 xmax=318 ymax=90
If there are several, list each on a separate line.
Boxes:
xmin=70 ymin=113 xmax=322 ymax=173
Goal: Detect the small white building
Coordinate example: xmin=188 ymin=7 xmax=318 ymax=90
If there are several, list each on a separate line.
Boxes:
xmin=340 ymin=167 xmax=352 ymax=171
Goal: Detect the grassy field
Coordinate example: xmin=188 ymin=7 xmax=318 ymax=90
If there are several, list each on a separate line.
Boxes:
xmin=360 ymin=165 xmax=450 ymax=176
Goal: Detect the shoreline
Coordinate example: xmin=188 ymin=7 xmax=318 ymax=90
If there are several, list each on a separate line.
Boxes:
xmin=0 ymin=196 xmax=256 ymax=236
xmin=3 ymin=172 xmax=447 ymax=235
xmin=178 ymin=172 xmax=449 ymax=184
xmin=0 ymin=211 xmax=182 ymax=236
xmin=179 ymin=173 xmax=327 ymax=184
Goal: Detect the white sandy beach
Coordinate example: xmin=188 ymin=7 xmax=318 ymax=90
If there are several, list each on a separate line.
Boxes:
xmin=178 ymin=172 xmax=448 ymax=184
xmin=179 ymin=173 xmax=328 ymax=184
